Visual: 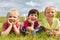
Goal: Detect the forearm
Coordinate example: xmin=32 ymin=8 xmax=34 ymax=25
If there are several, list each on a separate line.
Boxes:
xmin=26 ymin=26 xmax=35 ymax=32
xmin=49 ymin=29 xmax=60 ymax=35
xmin=13 ymin=25 xmax=20 ymax=35
xmin=1 ymin=25 xmax=12 ymax=35
xmin=55 ymin=30 xmax=60 ymax=34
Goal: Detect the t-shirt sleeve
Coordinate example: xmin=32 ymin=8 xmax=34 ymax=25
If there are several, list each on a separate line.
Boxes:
xmin=36 ymin=21 xmax=39 ymax=26
xmin=55 ymin=18 xmax=60 ymax=29
xmin=59 ymin=22 xmax=60 ymax=27
xmin=23 ymin=20 xmax=28 ymax=28
xmin=35 ymin=21 xmax=39 ymax=29
xmin=57 ymin=19 xmax=60 ymax=27
xmin=16 ymin=22 xmax=21 ymax=28
xmin=23 ymin=20 xmax=29 ymax=29
xmin=2 ymin=23 xmax=8 ymax=30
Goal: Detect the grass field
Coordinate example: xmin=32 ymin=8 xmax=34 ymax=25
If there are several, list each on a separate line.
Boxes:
xmin=1 ymin=23 xmax=60 ymax=40
xmin=0 ymin=12 xmax=60 ymax=40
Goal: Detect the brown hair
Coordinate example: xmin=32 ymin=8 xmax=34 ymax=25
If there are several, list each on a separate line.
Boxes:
xmin=28 ymin=9 xmax=39 ymax=17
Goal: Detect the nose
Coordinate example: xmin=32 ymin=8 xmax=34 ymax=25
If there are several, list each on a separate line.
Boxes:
xmin=49 ymin=12 xmax=52 ymax=14
xmin=32 ymin=16 xmax=36 ymax=19
xmin=32 ymin=16 xmax=35 ymax=19
xmin=33 ymin=15 xmax=35 ymax=18
xmin=10 ymin=17 xmax=14 ymax=20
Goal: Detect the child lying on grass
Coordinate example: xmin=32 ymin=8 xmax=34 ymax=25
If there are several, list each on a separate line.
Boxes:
xmin=21 ymin=9 xmax=44 ymax=34
xmin=1 ymin=8 xmax=21 ymax=35
xmin=41 ymin=6 xmax=60 ymax=36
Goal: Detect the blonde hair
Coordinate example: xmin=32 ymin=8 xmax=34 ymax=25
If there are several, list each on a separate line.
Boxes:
xmin=7 ymin=8 xmax=19 ymax=17
xmin=44 ymin=6 xmax=56 ymax=13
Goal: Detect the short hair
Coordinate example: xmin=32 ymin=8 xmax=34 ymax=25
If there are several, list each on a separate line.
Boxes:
xmin=7 ymin=8 xmax=19 ymax=17
xmin=44 ymin=6 xmax=56 ymax=13
xmin=28 ymin=9 xmax=39 ymax=17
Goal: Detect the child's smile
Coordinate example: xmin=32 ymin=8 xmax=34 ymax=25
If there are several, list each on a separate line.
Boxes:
xmin=28 ymin=13 xmax=38 ymax=21
xmin=45 ymin=7 xmax=56 ymax=18
xmin=7 ymin=13 xmax=18 ymax=23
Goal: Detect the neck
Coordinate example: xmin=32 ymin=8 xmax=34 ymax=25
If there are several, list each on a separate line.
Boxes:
xmin=46 ymin=18 xmax=53 ymax=26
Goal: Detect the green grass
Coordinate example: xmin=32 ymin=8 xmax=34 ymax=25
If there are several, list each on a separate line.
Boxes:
xmin=1 ymin=22 xmax=60 ymax=40
xmin=0 ymin=12 xmax=60 ymax=40
xmin=0 ymin=23 xmax=60 ymax=40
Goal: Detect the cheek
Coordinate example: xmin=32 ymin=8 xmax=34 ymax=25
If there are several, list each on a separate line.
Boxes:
xmin=28 ymin=16 xmax=31 ymax=19
xmin=53 ymin=13 xmax=55 ymax=16
xmin=8 ymin=18 xmax=11 ymax=21
xmin=15 ymin=18 xmax=19 ymax=21
xmin=51 ymin=14 xmax=55 ymax=17
xmin=34 ymin=17 xmax=37 ymax=20
xmin=45 ymin=14 xmax=48 ymax=17
xmin=44 ymin=13 xmax=47 ymax=17
xmin=8 ymin=18 xmax=13 ymax=21
xmin=35 ymin=17 xmax=37 ymax=19
xmin=8 ymin=19 xmax=13 ymax=23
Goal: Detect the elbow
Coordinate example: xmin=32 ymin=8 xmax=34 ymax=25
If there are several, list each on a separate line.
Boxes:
xmin=1 ymin=32 xmax=9 ymax=35
xmin=1 ymin=32 xmax=5 ymax=35
xmin=15 ymin=31 xmax=20 ymax=35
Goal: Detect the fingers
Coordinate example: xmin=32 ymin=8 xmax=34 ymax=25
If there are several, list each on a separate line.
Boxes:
xmin=7 ymin=19 xmax=15 ymax=25
xmin=28 ymin=18 xmax=34 ymax=23
xmin=8 ymin=20 xmax=11 ymax=24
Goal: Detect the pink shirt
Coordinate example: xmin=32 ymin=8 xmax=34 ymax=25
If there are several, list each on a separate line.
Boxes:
xmin=22 ymin=19 xmax=39 ymax=30
xmin=2 ymin=22 xmax=21 ymax=32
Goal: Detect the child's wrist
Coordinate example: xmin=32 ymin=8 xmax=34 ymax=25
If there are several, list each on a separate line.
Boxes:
xmin=9 ymin=24 xmax=12 ymax=27
xmin=31 ymin=23 xmax=34 ymax=26
xmin=31 ymin=25 xmax=34 ymax=28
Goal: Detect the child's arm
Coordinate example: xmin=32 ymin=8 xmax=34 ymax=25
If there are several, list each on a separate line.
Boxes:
xmin=13 ymin=24 xmax=20 ymax=35
xmin=54 ymin=28 xmax=60 ymax=34
xmin=1 ymin=24 xmax=12 ymax=35
xmin=26 ymin=21 xmax=35 ymax=32
xmin=49 ymin=28 xmax=60 ymax=36
xmin=26 ymin=26 xmax=35 ymax=32
xmin=26 ymin=18 xmax=36 ymax=32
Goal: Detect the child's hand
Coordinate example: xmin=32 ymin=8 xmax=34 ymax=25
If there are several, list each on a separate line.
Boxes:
xmin=12 ymin=22 xmax=14 ymax=25
xmin=8 ymin=20 xmax=12 ymax=26
xmin=49 ymin=30 xmax=58 ymax=36
xmin=28 ymin=18 xmax=34 ymax=26
xmin=28 ymin=18 xmax=34 ymax=23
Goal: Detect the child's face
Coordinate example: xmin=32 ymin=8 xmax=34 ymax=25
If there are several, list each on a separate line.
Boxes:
xmin=45 ymin=7 xmax=56 ymax=19
xmin=7 ymin=13 xmax=18 ymax=23
xmin=28 ymin=13 xmax=38 ymax=21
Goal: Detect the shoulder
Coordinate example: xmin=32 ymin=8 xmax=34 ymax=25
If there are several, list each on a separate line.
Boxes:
xmin=3 ymin=22 xmax=8 ymax=26
xmin=54 ymin=18 xmax=60 ymax=22
xmin=2 ymin=22 xmax=9 ymax=29
xmin=16 ymin=22 xmax=21 ymax=25
xmin=24 ymin=19 xmax=28 ymax=22
xmin=24 ymin=19 xmax=28 ymax=24
xmin=17 ymin=22 xmax=21 ymax=24
xmin=54 ymin=18 xmax=60 ymax=26
xmin=35 ymin=20 xmax=39 ymax=23
xmin=35 ymin=20 xmax=40 ymax=25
